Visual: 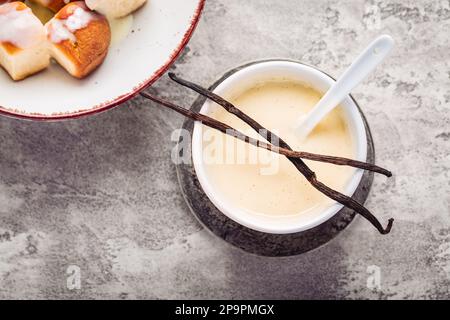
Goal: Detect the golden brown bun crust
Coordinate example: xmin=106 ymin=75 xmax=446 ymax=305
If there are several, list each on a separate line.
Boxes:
xmin=1 ymin=42 xmax=20 ymax=54
xmin=52 ymin=1 xmax=111 ymax=78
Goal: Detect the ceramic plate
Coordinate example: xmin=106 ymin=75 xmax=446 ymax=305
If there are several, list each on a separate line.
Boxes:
xmin=0 ymin=0 xmax=205 ymax=120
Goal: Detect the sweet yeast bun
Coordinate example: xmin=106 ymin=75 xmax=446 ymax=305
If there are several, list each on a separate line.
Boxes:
xmin=46 ymin=1 xmax=111 ymax=78
xmin=85 ymin=0 xmax=147 ymax=18
xmin=0 ymin=1 xmax=50 ymax=80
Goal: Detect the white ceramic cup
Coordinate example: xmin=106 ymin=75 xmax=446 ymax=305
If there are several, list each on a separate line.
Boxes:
xmin=191 ymin=60 xmax=367 ymax=234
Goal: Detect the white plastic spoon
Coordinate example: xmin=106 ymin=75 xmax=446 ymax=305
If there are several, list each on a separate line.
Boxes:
xmin=294 ymin=35 xmax=395 ymax=139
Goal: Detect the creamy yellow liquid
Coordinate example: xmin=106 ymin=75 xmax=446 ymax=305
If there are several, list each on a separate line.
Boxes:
xmin=109 ymin=15 xmax=134 ymax=46
xmin=202 ymin=81 xmax=355 ymax=217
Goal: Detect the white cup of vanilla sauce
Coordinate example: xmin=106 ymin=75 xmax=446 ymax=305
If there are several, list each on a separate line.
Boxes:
xmin=192 ymin=60 xmax=367 ymax=234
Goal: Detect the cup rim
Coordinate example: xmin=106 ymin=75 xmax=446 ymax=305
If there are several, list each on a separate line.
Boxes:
xmin=191 ymin=59 xmax=367 ymax=234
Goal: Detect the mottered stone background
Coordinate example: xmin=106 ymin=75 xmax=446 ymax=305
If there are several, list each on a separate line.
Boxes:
xmin=0 ymin=0 xmax=449 ymax=299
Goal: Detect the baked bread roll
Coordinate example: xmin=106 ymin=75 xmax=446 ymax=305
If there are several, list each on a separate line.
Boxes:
xmin=85 ymin=0 xmax=147 ymax=18
xmin=46 ymin=1 xmax=111 ymax=78
xmin=0 ymin=1 xmax=50 ymax=80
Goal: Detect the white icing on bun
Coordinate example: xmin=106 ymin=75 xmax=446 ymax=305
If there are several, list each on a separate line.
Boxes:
xmin=0 ymin=3 xmax=46 ymax=49
xmin=46 ymin=7 xmax=94 ymax=43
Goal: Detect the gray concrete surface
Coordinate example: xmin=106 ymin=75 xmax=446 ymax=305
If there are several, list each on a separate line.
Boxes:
xmin=0 ymin=0 xmax=449 ymax=299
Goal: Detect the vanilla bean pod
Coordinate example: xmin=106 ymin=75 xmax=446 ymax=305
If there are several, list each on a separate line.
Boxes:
xmin=140 ymin=92 xmax=389 ymax=174
xmin=167 ymin=73 xmax=394 ymax=234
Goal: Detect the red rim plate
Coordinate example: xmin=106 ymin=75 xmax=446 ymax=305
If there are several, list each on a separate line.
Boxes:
xmin=0 ymin=0 xmax=205 ymax=121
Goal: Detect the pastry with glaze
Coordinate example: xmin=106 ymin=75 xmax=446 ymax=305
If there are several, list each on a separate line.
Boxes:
xmin=45 ymin=1 xmax=111 ymax=78
xmin=0 ymin=1 xmax=50 ymax=80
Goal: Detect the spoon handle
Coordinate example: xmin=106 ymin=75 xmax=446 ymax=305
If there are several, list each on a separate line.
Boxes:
xmin=295 ymin=35 xmax=395 ymax=138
